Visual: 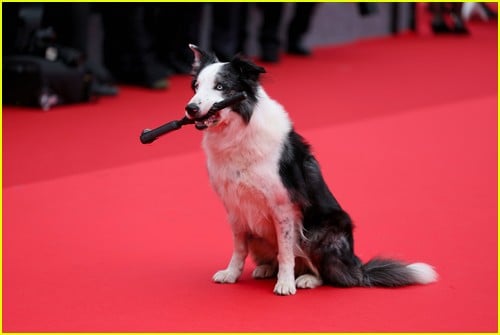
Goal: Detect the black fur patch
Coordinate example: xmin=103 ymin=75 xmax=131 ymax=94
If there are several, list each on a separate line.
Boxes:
xmin=278 ymin=130 xmax=346 ymax=230
xmin=215 ymin=57 xmax=265 ymax=124
xmin=278 ymin=131 xmax=424 ymax=287
xmin=278 ymin=131 xmax=360 ymax=285
xmin=190 ymin=48 xmax=218 ymax=93
xmin=191 ymin=48 xmax=218 ymax=77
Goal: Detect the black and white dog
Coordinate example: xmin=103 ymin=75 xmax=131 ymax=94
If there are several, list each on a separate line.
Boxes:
xmin=185 ymin=44 xmax=437 ymax=295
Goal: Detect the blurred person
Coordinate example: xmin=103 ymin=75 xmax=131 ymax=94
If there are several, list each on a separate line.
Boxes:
xmin=3 ymin=2 xmax=22 ymax=56
xmin=430 ymin=3 xmax=469 ymax=34
xmin=210 ymin=3 xmax=245 ymax=61
xmin=41 ymin=3 xmax=118 ymax=96
xmin=286 ymin=2 xmax=317 ymax=56
xmin=99 ymin=4 xmax=170 ymax=89
xmin=145 ymin=3 xmax=203 ymax=75
xmin=256 ymin=3 xmax=318 ymax=63
xmin=3 ymin=3 xmax=118 ymax=96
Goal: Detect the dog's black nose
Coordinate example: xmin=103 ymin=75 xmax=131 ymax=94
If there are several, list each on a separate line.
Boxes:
xmin=185 ymin=103 xmax=200 ymax=117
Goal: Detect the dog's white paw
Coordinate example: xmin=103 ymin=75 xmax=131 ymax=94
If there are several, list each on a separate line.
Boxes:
xmin=213 ymin=269 xmax=239 ymax=283
xmin=252 ymin=264 xmax=277 ymax=279
xmin=273 ymin=280 xmax=297 ymax=295
xmin=295 ymin=274 xmax=323 ymax=289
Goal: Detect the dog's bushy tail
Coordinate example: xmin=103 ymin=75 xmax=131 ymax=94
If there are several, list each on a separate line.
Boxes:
xmin=311 ymin=231 xmax=438 ymax=288
xmin=361 ymin=258 xmax=438 ymax=287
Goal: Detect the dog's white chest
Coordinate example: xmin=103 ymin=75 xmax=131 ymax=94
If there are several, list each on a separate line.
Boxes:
xmin=201 ymin=94 xmax=295 ymax=241
xmin=205 ymin=140 xmax=292 ymax=240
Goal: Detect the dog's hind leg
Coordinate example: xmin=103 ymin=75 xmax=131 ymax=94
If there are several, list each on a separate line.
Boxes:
xmin=253 ymin=264 xmax=278 ymax=279
xmin=248 ymin=237 xmax=278 ymax=279
xmin=294 ymin=258 xmax=323 ymax=289
xmin=310 ymin=230 xmax=364 ymax=287
xmin=213 ymin=230 xmax=248 ymax=284
xmin=295 ymin=274 xmax=323 ymax=289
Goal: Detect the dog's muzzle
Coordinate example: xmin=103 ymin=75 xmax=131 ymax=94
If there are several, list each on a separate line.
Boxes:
xmin=185 ymin=103 xmax=211 ymax=130
xmin=185 ymin=92 xmax=248 ymax=131
xmin=185 ymin=103 xmax=200 ymax=118
xmin=185 ymin=104 xmax=212 ymax=130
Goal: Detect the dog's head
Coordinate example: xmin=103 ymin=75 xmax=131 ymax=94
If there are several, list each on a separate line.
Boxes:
xmin=186 ymin=44 xmax=265 ymax=130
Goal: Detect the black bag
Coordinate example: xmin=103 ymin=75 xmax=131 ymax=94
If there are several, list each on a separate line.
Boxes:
xmin=3 ymin=54 xmax=94 ymax=110
xmin=3 ymin=27 xmax=95 ymax=110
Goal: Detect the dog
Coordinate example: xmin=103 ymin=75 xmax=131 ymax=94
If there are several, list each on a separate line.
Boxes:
xmin=185 ymin=44 xmax=437 ymax=295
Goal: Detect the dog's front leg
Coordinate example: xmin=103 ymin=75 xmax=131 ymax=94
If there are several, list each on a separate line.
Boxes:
xmin=213 ymin=230 xmax=248 ymax=284
xmin=273 ymin=207 xmax=297 ymax=295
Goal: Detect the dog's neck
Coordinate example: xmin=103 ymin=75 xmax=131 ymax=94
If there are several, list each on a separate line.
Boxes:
xmin=202 ymin=87 xmax=292 ymax=165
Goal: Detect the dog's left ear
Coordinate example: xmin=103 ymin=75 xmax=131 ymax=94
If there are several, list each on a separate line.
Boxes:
xmin=189 ymin=44 xmax=219 ymax=74
xmin=230 ymin=56 xmax=266 ymax=82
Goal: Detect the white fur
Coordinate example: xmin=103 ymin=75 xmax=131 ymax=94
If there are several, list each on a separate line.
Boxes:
xmin=295 ymin=274 xmax=323 ymax=289
xmin=191 ymin=64 xmax=309 ymax=295
xmin=406 ymin=263 xmax=439 ymax=284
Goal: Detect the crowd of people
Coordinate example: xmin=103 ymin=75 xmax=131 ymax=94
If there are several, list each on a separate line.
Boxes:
xmin=98 ymin=3 xmax=318 ymax=90
xmin=4 ymin=3 xmax=319 ymax=94
xmin=3 ymin=3 xmax=497 ymax=98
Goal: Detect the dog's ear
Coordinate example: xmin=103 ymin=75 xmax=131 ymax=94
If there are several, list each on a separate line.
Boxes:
xmin=189 ymin=44 xmax=219 ymax=75
xmin=230 ymin=55 xmax=266 ymax=82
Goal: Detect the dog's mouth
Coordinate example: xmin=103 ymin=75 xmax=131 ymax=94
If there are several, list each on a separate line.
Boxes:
xmin=194 ymin=112 xmax=220 ymax=130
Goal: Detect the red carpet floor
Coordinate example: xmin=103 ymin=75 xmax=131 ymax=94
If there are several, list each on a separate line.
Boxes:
xmin=2 ymin=16 xmax=498 ymax=332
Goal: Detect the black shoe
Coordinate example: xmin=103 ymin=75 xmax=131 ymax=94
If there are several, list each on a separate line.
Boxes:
xmin=261 ymin=45 xmax=280 ymax=63
xmin=91 ymin=82 xmax=119 ymax=96
xmin=431 ymin=20 xmax=452 ymax=34
xmin=451 ymin=14 xmax=470 ymax=35
xmin=452 ymin=23 xmax=470 ymax=35
xmin=287 ymin=43 xmax=311 ymax=56
xmin=145 ymin=78 xmax=169 ymax=90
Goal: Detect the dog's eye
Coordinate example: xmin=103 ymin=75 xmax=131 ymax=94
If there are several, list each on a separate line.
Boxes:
xmin=215 ymin=83 xmax=225 ymax=91
xmin=192 ymin=82 xmax=199 ymax=92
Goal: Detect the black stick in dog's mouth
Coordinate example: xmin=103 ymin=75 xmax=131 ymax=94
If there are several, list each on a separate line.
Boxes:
xmin=140 ymin=92 xmax=247 ymax=144
xmin=191 ymin=91 xmax=248 ymax=130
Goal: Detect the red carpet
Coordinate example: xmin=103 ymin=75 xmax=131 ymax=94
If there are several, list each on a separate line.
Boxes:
xmin=2 ymin=15 xmax=497 ymax=332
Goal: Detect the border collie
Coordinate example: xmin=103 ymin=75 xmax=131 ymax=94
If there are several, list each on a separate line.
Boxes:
xmin=185 ymin=44 xmax=437 ymax=295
